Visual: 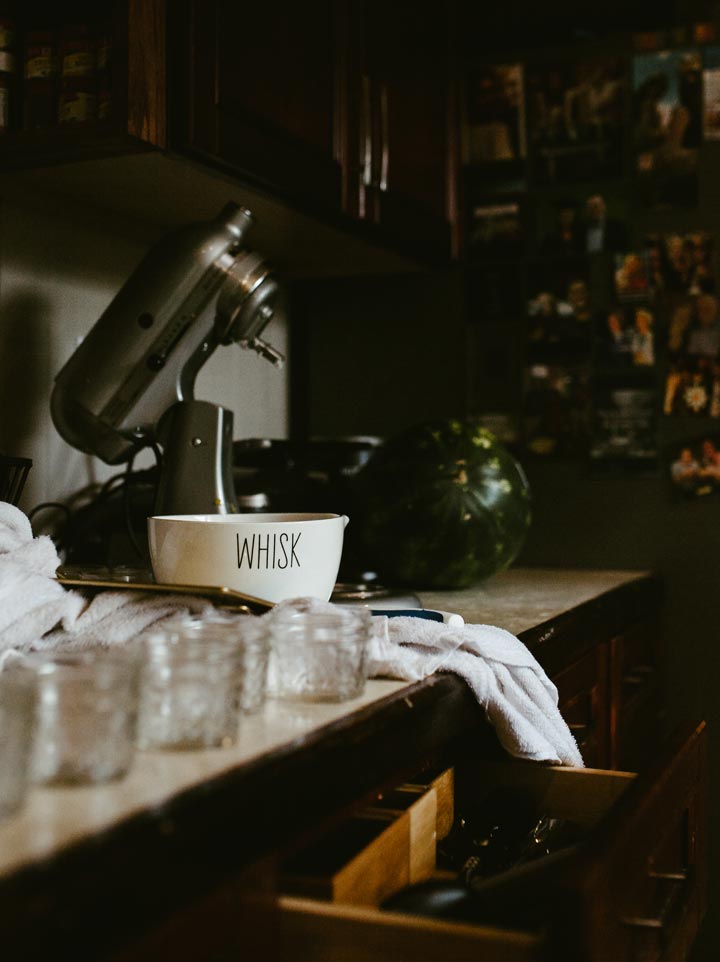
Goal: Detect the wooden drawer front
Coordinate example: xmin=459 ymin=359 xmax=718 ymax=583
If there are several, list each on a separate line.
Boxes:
xmin=277 ymin=898 xmax=543 ymax=962
xmin=611 ymin=618 xmax=662 ymax=770
xmin=554 ymin=643 xmax=610 ymax=769
xmin=275 ymin=723 xmax=707 ymax=962
xmin=574 ymin=721 xmax=707 ymax=962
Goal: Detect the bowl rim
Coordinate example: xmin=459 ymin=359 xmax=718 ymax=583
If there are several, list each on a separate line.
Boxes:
xmin=149 ymin=512 xmax=344 ymax=524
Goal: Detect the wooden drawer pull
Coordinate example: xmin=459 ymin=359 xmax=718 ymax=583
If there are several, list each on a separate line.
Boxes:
xmin=623 ymin=668 xmax=654 ymax=687
xmin=621 ymin=869 xmax=690 ymax=932
xmin=568 ymin=722 xmax=593 ymax=743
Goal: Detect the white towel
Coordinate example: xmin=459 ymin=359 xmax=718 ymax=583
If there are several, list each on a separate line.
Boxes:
xmin=375 ymin=615 xmax=583 ymax=767
xmin=269 ymin=598 xmax=584 ymax=769
xmin=0 ymin=501 xmax=215 ymax=665
xmin=0 ymin=502 xmax=84 ymax=651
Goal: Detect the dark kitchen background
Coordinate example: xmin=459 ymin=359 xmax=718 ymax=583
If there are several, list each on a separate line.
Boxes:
xmin=1 ymin=0 xmax=719 ymax=957
xmin=290 ymin=4 xmax=720 ymax=958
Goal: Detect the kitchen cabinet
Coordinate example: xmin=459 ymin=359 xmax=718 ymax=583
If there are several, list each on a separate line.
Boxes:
xmin=0 ymin=569 xmax=702 ymax=962
xmin=169 ymin=0 xmax=342 ymax=212
xmin=168 ymin=0 xmax=457 ymax=260
xmin=0 ymin=0 xmax=165 ymax=169
xmin=1 ymin=1 xmax=457 ymax=263
xmin=337 ymin=1 xmax=456 ymax=258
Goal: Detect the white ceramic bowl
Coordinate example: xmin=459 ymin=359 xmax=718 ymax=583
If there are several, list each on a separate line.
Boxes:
xmin=148 ymin=513 xmax=349 ymax=604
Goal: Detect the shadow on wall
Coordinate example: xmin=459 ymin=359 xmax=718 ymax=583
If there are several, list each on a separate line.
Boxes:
xmin=0 ymin=289 xmax=51 ymax=458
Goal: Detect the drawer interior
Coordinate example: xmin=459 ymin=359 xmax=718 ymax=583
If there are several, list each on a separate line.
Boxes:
xmin=275 ymin=719 xmax=709 ymax=962
xmin=456 ymin=759 xmax=635 ymax=829
xmin=276 ymin=760 xmax=636 ymax=960
xmin=280 ymin=772 xmax=447 ymax=906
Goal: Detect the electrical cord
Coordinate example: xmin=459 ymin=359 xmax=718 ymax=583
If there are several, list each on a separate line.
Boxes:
xmin=27 ymin=450 xmax=161 ymax=563
xmin=27 ymin=501 xmax=73 ymax=524
xmin=122 ymin=442 xmax=164 ymax=558
xmin=123 ymin=449 xmax=143 ymax=558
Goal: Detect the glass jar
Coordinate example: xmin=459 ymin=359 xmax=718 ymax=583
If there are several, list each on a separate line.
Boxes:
xmin=0 ymin=12 xmax=16 ymax=134
xmin=23 ymin=29 xmax=58 ymax=131
xmin=59 ymin=23 xmax=95 ymax=78
xmin=58 ymin=73 xmax=96 ymax=124
xmin=57 ymin=23 xmax=96 ymax=125
xmin=95 ymin=20 xmax=111 ymax=121
xmin=137 ymin=624 xmax=246 ymax=750
xmin=25 ymin=649 xmax=139 ymax=786
xmin=268 ymin=605 xmax=372 ymax=703
xmin=0 ymin=664 xmax=36 ymax=819
xmin=171 ymin=613 xmax=270 ymax=715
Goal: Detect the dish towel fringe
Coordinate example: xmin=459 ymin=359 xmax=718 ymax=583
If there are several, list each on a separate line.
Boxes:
xmin=270 ymin=598 xmax=584 ymax=768
xmin=0 ymin=501 xmax=214 ymax=667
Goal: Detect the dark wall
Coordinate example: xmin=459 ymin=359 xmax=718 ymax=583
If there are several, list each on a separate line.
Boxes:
xmin=290 ymin=270 xmax=467 ymax=440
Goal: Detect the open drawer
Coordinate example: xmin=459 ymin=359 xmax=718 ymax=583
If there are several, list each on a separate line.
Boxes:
xmin=275 ymin=721 xmax=707 ymax=962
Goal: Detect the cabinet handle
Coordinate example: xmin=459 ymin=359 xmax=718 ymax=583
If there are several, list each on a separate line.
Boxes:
xmin=568 ymin=722 xmax=592 ymax=744
xmin=378 ymin=82 xmax=389 ymax=191
xmin=621 ymin=869 xmax=691 ymax=936
xmin=623 ymin=665 xmax=654 ymax=687
xmin=361 ymin=74 xmax=373 ymax=189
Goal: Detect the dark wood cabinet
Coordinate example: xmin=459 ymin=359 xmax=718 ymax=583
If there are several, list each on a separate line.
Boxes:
xmin=337 ymin=1 xmax=456 ymax=257
xmin=169 ymin=0 xmax=343 ymax=211
xmin=553 ymin=614 xmax=662 ymax=772
xmin=554 ymin=641 xmax=611 ymax=769
xmin=0 ymin=0 xmax=165 ymax=169
xmin=169 ymin=0 xmax=457 ymax=259
xmin=1 ymin=1 xmax=458 ymax=263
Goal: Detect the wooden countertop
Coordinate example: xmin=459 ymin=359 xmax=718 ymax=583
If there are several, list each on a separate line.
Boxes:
xmin=0 ymin=566 xmax=662 ymax=961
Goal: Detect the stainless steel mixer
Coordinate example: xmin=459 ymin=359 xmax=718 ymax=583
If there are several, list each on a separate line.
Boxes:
xmin=51 ymin=203 xmax=284 ymax=515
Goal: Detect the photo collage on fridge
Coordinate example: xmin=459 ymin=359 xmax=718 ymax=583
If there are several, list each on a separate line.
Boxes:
xmin=463 ymin=19 xmax=720 ymax=493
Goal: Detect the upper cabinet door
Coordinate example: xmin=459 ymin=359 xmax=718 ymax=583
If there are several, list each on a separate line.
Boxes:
xmin=340 ymin=1 xmax=456 ymax=258
xmin=170 ymin=0 xmax=343 ymax=211
xmin=0 ymin=0 xmax=165 ymax=170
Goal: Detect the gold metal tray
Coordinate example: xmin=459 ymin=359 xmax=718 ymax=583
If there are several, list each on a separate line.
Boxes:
xmin=55 ymin=565 xmax=273 ymax=614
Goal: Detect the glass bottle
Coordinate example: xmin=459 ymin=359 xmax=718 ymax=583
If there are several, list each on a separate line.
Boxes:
xmin=23 ymin=28 xmax=58 ymax=131
xmin=0 ymin=8 xmax=16 ymax=133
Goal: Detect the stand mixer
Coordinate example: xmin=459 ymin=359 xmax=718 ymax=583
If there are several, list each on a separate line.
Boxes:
xmin=51 ymin=203 xmax=284 ymax=516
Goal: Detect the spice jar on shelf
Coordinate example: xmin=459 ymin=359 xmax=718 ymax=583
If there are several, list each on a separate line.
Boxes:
xmin=58 ymin=22 xmax=96 ymax=125
xmin=23 ymin=29 xmax=58 ymax=131
xmin=96 ymin=21 xmax=111 ymax=121
xmin=0 ymin=9 xmax=17 ymax=133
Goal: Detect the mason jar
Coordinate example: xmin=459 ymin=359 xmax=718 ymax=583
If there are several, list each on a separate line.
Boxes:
xmin=268 ymin=605 xmax=372 ymax=703
xmin=136 ymin=623 xmax=246 ymax=750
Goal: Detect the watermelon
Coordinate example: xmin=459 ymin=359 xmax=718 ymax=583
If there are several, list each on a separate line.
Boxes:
xmin=352 ymin=419 xmax=532 ymax=589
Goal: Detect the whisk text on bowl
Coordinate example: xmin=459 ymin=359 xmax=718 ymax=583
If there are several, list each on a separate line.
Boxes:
xmin=236 ymin=532 xmax=301 ymax=569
